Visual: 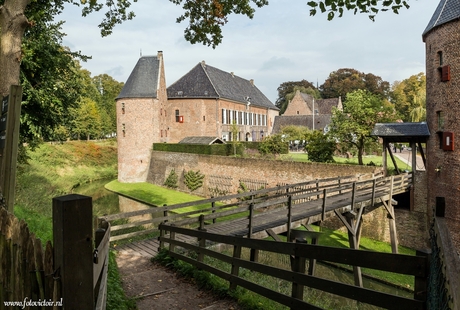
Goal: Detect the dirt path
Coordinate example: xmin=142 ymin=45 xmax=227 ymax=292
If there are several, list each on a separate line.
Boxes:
xmin=115 ymin=253 xmax=243 ymax=310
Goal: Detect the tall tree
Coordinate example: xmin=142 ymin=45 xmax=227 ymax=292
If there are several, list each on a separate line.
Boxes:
xmin=320 ymin=68 xmax=390 ymax=101
xmin=275 ymin=80 xmax=317 ymax=114
xmin=329 ymin=89 xmax=397 ymax=165
xmin=389 ymin=73 xmax=426 ymax=122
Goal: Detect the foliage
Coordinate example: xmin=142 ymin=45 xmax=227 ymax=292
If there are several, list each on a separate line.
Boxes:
xmin=389 ymin=73 xmax=426 ymax=122
xmin=184 ymin=170 xmax=205 ymax=191
xmin=230 ymin=120 xmax=240 ymax=156
xmin=258 ymin=135 xmax=289 ymax=155
xmin=329 ymin=89 xmax=398 ymax=165
xmin=20 ymin=20 xmax=86 ymax=144
xmin=15 ymin=140 xmax=118 ymax=216
xmin=275 ymin=80 xmax=317 ymax=113
xmin=164 ymin=169 xmax=179 ymax=188
xmin=280 ymin=125 xmax=310 ymax=142
xmin=305 ymin=131 xmax=336 ymax=163
xmin=320 ymin=68 xmax=390 ymax=101
xmin=306 ymin=0 xmax=410 ymax=21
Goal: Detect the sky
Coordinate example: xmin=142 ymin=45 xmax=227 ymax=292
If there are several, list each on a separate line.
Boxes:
xmin=59 ymin=0 xmax=439 ymax=103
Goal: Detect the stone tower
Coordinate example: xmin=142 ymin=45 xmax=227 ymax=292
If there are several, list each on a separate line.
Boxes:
xmin=116 ymin=52 xmax=168 ymax=182
xmin=423 ymin=0 xmax=460 ymax=228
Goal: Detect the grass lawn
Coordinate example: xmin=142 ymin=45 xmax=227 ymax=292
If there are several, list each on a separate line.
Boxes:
xmin=284 ymin=152 xmax=412 ymax=171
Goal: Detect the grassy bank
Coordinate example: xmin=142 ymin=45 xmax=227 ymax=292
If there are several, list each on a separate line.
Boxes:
xmin=14 ymin=140 xmax=135 ymax=310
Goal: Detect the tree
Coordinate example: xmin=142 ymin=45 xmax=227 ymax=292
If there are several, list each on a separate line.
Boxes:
xmin=258 ymin=134 xmax=288 ymax=156
xmin=329 ymin=89 xmax=397 ymax=165
xmin=1 ymin=0 xmax=269 ymax=98
xmin=307 ymin=0 xmax=410 ymax=21
xmin=280 ymin=125 xmax=310 ymax=142
xmin=71 ymin=98 xmax=102 ymax=140
xmin=389 ymin=73 xmax=426 ymax=122
xmin=320 ymin=68 xmax=390 ymax=101
xmin=275 ymin=80 xmax=317 ymax=114
xmin=305 ymin=130 xmax=335 ymax=163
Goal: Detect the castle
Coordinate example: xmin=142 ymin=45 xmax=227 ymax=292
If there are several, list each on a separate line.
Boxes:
xmin=116 ymin=52 xmax=279 ymax=182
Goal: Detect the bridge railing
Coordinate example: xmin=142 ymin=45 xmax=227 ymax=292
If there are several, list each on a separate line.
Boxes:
xmin=157 ymin=222 xmax=429 ymax=310
xmin=102 ymin=173 xmax=412 ymax=243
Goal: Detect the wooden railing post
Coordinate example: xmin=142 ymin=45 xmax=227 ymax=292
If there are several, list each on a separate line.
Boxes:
xmin=53 ymin=194 xmax=93 ymax=310
xmin=211 ymin=199 xmax=216 ymax=224
xmin=286 ymin=195 xmax=292 ymax=241
xmin=321 ymin=189 xmax=327 ymax=221
xmin=414 ymin=249 xmax=431 ymax=303
xmin=290 ymin=239 xmax=307 ymax=307
xmin=229 ymin=244 xmax=242 ymax=291
xmin=197 ymin=215 xmax=206 ymax=263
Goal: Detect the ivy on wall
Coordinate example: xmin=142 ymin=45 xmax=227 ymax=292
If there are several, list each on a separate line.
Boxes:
xmin=164 ymin=169 xmax=178 ymax=188
xmin=184 ymin=170 xmax=205 ymax=191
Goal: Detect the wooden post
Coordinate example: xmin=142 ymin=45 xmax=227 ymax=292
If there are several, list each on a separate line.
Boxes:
xmin=290 ymin=239 xmax=307 ymax=306
xmin=388 ymin=176 xmax=399 ymax=254
xmin=414 ymin=249 xmax=431 ymax=303
xmin=382 ymin=139 xmax=387 ymax=176
xmin=229 ymin=244 xmax=242 ymax=291
xmin=321 ymin=189 xmax=327 ymax=221
xmin=211 ymin=200 xmax=216 ymax=224
xmin=286 ymin=195 xmax=292 ymax=241
xmin=53 ymin=194 xmax=93 ymax=310
xmin=197 ymin=215 xmax=206 ymax=263
xmin=1 ymin=85 xmax=22 ymax=212
xmin=345 ymin=213 xmax=363 ymax=288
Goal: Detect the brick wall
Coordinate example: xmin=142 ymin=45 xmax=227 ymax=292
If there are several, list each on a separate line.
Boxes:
xmin=425 ymin=21 xmax=460 ymax=224
xmin=284 ymin=91 xmax=312 ymax=116
xmin=147 ymin=150 xmax=381 ymax=196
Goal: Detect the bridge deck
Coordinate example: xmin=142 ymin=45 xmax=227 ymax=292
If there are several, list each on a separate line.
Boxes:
xmin=115 ymin=176 xmax=407 ymax=257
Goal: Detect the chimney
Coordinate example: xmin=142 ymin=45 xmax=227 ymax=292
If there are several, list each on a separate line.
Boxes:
xmin=157 ymin=51 xmax=163 ymax=58
xmin=201 ymin=60 xmax=206 ymax=67
xmin=250 ymin=79 xmax=254 ymax=86
xmin=231 ymin=72 xmax=234 ymax=77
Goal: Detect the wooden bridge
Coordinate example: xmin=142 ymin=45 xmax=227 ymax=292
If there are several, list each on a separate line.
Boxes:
xmin=103 ymin=172 xmax=412 ymax=259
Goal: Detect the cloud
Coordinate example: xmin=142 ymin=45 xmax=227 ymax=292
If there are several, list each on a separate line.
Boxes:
xmin=58 ymin=0 xmax=438 ymax=103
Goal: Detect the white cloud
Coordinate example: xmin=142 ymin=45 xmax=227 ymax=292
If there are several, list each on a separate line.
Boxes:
xmin=59 ymin=0 xmax=439 ymax=103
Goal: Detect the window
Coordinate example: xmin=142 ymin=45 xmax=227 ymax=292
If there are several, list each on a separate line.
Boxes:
xmin=203 ymin=115 xmax=206 ymax=122
xmin=437 ymin=111 xmax=444 ymax=131
xmin=175 ymin=109 xmax=180 ymax=122
xmin=438 ymin=51 xmax=443 ymax=66
xmin=222 ymin=109 xmax=227 ymax=124
xmin=121 ymin=102 xmax=125 ymax=114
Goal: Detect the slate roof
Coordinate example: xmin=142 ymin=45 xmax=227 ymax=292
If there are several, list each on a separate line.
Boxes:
xmin=167 ymin=62 xmax=278 ymax=111
xmin=423 ymin=0 xmax=460 ymax=39
xmin=272 ymin=115 xmax=331 ymax=134
xmin=117 ymin=56 xmax=160 ymax=99
xmin=178 ymin=136 xmax=226 ymax=145
xmin=371 ymin=122 xmax=430 ymax=143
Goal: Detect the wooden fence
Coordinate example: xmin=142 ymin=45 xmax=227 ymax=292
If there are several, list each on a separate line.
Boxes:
xmin=157 ymin=223 xmax=430 ymax=310
xmin=103 ymin=173 xmax=411 ymax=243
xmin=0 ymin=194 xmax=110 ymax=310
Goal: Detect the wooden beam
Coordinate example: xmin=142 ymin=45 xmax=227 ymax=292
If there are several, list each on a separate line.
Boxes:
xmin=386 ymin=143 xmax=400 ymax=174
xmin=417 ymin=142 xmax=426 ymax=169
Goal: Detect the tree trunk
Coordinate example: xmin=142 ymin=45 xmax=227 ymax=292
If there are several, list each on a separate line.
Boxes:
xmin=357 ymin=137 xmax=364 ymax=165
xmin=0 ymin=0 xmax=30 ymax=97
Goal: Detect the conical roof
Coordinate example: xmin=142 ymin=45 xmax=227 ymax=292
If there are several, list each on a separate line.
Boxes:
xmin=117 ymin=56 xmax=160 ymax=99
xmin=423 ymin=0 xmax=460 ymax=39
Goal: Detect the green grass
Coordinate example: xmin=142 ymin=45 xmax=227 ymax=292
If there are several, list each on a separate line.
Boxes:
xmin=13 ymin=140 xmax=135 ymax=309
xmin=284 ymin=153 xmax=412 ymax=171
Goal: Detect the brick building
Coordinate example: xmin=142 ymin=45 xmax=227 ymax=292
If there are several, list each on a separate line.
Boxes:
xmin=423 ymin=0 xmax=460 ymax=231
xmin=167 ymin=61 xmax=279 ymax=143
xmin=116 ymin=52 xmax=279 ymax=182
xmin=272 ymin=90 xmax=342 ymax=133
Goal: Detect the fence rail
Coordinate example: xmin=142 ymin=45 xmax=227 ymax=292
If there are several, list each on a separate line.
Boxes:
xmin=158 ymin=223 xmax=429 ymax=310
xmin=103 ymin=173 xmax=412 ymax=243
